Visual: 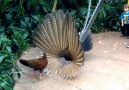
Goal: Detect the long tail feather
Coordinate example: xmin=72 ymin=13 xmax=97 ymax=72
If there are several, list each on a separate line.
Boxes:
xmin=80 ymin=0 xmax=104 ymax=51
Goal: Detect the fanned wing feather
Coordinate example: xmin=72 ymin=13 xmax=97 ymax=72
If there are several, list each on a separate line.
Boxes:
xmin=32 ymin=0 xmax=105 ymax=79
xmin=33 ymin=10 xmax=85 ymax=79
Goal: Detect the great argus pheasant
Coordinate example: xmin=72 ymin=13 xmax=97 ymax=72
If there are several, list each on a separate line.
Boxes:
xmin=33 ymin=0 xmax=104 ymax=79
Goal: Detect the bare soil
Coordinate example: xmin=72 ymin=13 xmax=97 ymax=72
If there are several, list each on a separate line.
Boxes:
xmin=14 ymin=32 xmax=129 ymax=90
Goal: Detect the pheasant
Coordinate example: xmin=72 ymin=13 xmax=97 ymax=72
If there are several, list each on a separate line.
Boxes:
xmin=33 ymin=0 xmax=104 ymax=79
xmin=19 ymin=52 xmax=48 ymax=79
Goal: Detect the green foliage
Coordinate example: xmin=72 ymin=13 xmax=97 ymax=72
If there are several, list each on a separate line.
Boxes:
xmin=0 ymin=35 xmax=22 ymax=90
xmin=101 ymin=0 xmax=127 ymax=31
xmin=90 ymin=0 xmax=127 ymax=32
xmin=56 ymin=0 xmax=127 ymax=33
xmin=10 ymin=27 xmax=29 ymax=57
xmin=0 ymin=0 xmax=54 ymax=89
xmin=0 ymin=76 xmax=13 ymax=90
xmin=0 ymin=0 xmax=44 ymax=89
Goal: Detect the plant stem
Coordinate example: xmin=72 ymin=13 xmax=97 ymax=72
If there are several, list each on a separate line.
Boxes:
xmin=2 ymin=44 xmax=6 ymax=50
xmin=52 ymin=0 xmax=57 ymax=11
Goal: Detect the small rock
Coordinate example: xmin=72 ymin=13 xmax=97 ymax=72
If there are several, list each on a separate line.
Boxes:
xmin=24 ymin=51 xmax=27 ymax=54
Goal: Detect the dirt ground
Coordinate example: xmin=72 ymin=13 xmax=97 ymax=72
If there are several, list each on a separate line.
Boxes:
xmin=14 ymin=32 xmax=129 ymax=90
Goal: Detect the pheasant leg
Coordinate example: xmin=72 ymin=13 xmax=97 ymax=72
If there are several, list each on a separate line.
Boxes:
xmin=39 ymin=70 xmax=43 ymax=79
xmin=31 ymin=71 xmax=35 ymax=78
xmin=39 ymin=73 xmax=43 ymax=79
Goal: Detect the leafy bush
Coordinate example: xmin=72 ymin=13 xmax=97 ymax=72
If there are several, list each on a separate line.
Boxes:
xmin=56 ymin=0 xmax=127 ymax=32
xmin=0 ymin=35 xmax=22 ymax=90
xmin=0 ymin=0 xmax=46 ymax=89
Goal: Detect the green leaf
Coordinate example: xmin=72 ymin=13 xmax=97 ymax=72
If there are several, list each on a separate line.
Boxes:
xmin=15 ymin=66 xmax=22 ymax=79
xmin=4 ymin=59 xmax=15 ymax=63
xmin=0 ymin=55 xmax=7 ymax=63
xmin=0 ymin=76 xmax=13 ymax=90
xmin=12 ymin=38 xmax=21 ymax=50
xmin=0 ymin=26 xmax=5 ymax=33
xmin=22 ymin=32 xmax=29 ymax=39
xmin=31 ymin=15 xmax=39 ymax=21
xmin=6 ymin=46 xmax=12 ymax=53
xmin=5 ymin=12 xmax=13 ymax=21
xmin=0 ymin=81 xmax=9 ymax=90
xmin=0 ymin=86 xmax=3 ymax=90
xmin=20 ymin=20 xmax=27 ymax=28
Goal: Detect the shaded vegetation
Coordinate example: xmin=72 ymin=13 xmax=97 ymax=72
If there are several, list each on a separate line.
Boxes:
xmin=0 ymin=0 xmax=127 ymax=89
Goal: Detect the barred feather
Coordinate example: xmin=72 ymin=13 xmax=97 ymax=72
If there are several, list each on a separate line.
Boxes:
xmin=33 ymin=10 xmax=85 ymax=79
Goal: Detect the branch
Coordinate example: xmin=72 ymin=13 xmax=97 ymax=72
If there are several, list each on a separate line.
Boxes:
xmin=52 ymin=0 xmax=58 ymax=11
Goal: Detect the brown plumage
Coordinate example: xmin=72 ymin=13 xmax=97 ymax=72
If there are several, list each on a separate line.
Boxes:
xmin=19 ymin=52 xmax=48 ymax=79
xmin=33 ymin=10 xmax=85 ymax=79
xmin=32 ymin=0 xmax=104 ymax=79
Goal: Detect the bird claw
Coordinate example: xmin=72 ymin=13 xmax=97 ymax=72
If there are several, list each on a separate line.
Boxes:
xmin=38 ymin=73 xmax=43 ymax=80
